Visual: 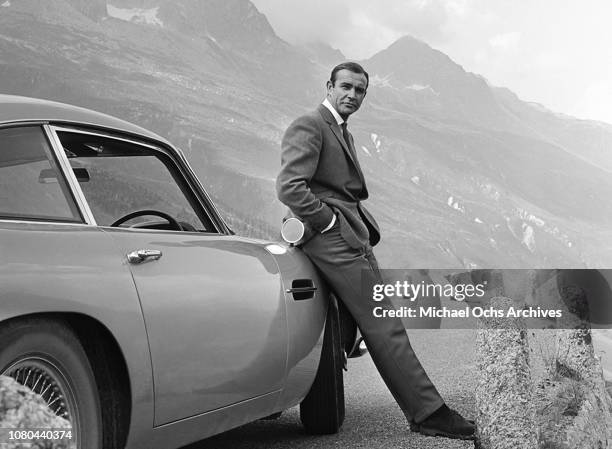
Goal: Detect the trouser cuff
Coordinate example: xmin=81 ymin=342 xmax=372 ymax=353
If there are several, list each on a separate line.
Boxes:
xmin=412 ymin=397 xmax=445 ymax=424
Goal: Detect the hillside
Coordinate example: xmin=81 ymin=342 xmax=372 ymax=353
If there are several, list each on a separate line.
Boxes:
xmin=1 ymin=0 xmax=610 ymax=267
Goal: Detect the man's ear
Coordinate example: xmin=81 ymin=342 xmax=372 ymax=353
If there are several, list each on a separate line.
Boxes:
xmin=326 ymin=80 xmax=333 ymax=94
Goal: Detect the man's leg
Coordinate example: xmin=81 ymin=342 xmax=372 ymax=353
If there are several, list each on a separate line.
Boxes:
xmin=303 ymin=225 xmax=444 ymax=423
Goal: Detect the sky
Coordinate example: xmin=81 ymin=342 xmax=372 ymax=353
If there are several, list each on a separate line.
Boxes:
xmin=251 ymin=0 xmax=612 ymax=124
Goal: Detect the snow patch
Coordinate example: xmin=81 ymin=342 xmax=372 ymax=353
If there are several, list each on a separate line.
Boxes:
xmin=370 ymin=133 xmax=382 ymax=153
xmin=478 ymin=181 xmax=501 ymax=201
xmin=521 ymin=223 xmax=536 ymax=252
xmin=516 ymin=207 xmax=573 ymax=247
xmin=1 ymin=1 xmax=10 ymax=7
xmin=474 ymin=217 xmax=483 ymax=224
xmin=370 ymin=74 xmax=393 ymax=88
xmin=452 ymin=202 xmax=464 ymax=212
xmin=410 ymin=176 xmax=420 ymax=186
xmin=447 ymin=196 xmax=464 ymax=212
xmin=405 ymin=84 xmax=439 ymax=96
xmin=361 ymin=146 xmax=371 ymax=156
xmin=107 ymin=4 xmax=164 ymax=27
xmin=518 ymin=208 xmax=545 ymax=227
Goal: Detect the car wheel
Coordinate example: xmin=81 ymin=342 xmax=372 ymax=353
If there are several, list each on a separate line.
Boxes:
xmin=0 ymin=318 xmax=102 ymax=449
xmin=300 ymin=294 xmax=345 ymax=434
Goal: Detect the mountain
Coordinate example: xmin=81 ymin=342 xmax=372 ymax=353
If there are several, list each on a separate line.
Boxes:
xmin=0 ymin=0 xmax=611 ymax=268
xmin=355 ymin=36 xmax=612 ymax=267
xmin=491 ymin=86 xmax=612 ymax=172
xmin=109 ymin=0 xmax=274 ymax=45
xmin=364 ymin=36 xmax=509 ymax=128
xmin=299 ymin=42 xmax=345 ymax=67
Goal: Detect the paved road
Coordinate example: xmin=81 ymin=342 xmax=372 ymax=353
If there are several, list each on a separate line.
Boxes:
xmin=184 ymin=329 xmax=478 ymax=449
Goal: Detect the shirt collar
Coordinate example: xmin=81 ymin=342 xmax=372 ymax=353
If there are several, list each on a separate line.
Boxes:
xmin=322 ymin=98 xmax=345 ymax=126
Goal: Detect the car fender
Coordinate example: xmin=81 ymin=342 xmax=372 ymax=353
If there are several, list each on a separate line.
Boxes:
xmin=0 ymin=221 xmax=155 ymax=446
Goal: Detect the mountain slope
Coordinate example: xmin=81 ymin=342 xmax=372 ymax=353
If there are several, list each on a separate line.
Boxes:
xmin=1 ymin=0 xmax=611 ymax=267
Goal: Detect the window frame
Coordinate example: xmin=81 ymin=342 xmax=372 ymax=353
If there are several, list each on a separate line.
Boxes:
xmin=0 ymin=123 xmax=85 ymax=224
xmin=46 ymin=124 xmax=225 ymax=234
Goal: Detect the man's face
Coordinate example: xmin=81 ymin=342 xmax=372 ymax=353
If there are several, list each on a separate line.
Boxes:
xmin=326 ymin=69 xmax=368 ymax=120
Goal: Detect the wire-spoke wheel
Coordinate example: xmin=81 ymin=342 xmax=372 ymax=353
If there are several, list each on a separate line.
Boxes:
xmin=3 ymin=358 xmax=78 ymax=421
xmin=0 ymin=319 xmax=102 ymax=449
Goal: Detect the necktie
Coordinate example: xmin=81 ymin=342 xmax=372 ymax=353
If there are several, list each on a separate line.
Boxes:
xmin=340 ymin=121 xmax=365 ymax=183
xmin=341 ymin=122 xmax=355 ymax=158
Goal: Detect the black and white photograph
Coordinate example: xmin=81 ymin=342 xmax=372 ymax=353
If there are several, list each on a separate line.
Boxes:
xmin=0 ymin=1 xmax=611 ymax=448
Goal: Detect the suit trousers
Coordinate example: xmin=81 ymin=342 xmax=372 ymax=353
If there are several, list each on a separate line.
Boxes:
xmin=302 ymin=223 xmax=444 ymax=423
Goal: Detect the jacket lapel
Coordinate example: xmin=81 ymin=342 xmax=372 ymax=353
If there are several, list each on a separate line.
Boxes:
xmin=317 ymin=104 xmax=365 ymax=183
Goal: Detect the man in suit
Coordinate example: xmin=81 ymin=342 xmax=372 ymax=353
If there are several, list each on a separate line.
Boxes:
xmin=276 ymin=62 xmax=475 ymax=440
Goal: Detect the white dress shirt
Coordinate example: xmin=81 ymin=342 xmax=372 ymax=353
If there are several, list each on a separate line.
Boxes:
xmin=319 ymin=98 xmax=344 ymax=233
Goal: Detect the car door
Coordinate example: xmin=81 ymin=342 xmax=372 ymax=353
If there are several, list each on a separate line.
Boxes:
xmin=50 ymin=126 xmax=288 ymax=426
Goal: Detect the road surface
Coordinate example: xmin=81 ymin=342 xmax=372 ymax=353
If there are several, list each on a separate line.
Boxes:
xmin=184 ymin=329 xmax=478 ymax=449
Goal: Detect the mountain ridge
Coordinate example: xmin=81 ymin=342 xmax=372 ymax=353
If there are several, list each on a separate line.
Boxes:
xmin=1 ymin=0 xmax=610 ymax=267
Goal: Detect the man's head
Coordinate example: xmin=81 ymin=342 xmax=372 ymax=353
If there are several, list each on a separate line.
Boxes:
xmin=326 ymin=62 xmax=369 ymax=120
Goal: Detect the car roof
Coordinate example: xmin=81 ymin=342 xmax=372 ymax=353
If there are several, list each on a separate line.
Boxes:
xmin=0 ymin=94 xmax=171 ymax=145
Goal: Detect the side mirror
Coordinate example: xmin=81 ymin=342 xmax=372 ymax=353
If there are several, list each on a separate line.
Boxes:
xmin=281 ymin=217 xmax=305 ymax=244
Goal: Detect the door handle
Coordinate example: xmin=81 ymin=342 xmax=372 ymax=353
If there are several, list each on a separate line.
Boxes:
xmin=286 ymin=279 xmax=317 ymax=300
xmin=285 ymin=287 xmax=318 ymax=294
xmin=127 ymin=249 xmax=162 ymax=264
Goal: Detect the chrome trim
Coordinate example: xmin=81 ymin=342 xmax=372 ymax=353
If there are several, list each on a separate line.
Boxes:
xmin=0 ymin=120 xmax=50 ymax=129
xmin=47 ymin=125 xmax=225 ymax=233
xmin=0 ymin=218 xmax=89 ymax=226
xmin=127 ymin=249 xmax=163 ymax=264
xmin=44 ymin=124 xmax=97 ymax=225
xmin=178 ymin=152 xmax=231 ymax=234
xmin=285 ymin=287 xmax=318 ymax=294
xmin=50 ymin=125 xmax=164 ymax=152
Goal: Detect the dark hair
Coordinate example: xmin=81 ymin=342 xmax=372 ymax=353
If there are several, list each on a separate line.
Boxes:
xmin=330 ymin=62 xmax=369 ymax=89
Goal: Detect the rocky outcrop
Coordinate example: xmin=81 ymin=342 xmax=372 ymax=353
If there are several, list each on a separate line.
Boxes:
xmin=476 ymin=294 xmax=612 ymax=449
xmin=0 ymin=375 xmax=74 ymax=449
xmin=475 ymin=297 xmax=538 ymax=449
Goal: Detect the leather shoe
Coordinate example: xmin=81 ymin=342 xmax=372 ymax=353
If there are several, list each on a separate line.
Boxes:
xmin=410 ymin=404 xmax=476 ymax=440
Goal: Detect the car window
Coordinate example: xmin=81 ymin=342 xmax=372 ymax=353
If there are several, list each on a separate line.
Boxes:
xmin=0 ymin=126 xmax=82 ymax=222
xmin=56 ymin=130 xmax=214 ymax=232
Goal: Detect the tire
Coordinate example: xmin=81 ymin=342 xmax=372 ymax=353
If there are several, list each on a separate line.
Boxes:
xmin=0 ymin=318 xmax=102 ymax=449
xmin=300 ymin=295 xmax=345 ymax=434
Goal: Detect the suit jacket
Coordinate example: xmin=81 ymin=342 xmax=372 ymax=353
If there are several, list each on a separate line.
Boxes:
xmin=276 ymin=104 xmax=380 ymax=248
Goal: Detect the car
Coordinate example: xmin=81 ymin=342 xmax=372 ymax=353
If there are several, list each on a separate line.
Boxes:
xmin=0 ymin=94 xmax=365 ymax=449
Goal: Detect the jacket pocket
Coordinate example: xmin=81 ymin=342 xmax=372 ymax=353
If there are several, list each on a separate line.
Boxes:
xmin=325 ymin=206 xmax=364 ymax=249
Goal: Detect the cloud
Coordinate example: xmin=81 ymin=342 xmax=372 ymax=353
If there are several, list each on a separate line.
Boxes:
xmin=251 ymin=0 xmax=466 ymax=58
xmin=488 ymin=32 xmax=521 ymax=51
xmin=251 ymin=0 xmax=612 ymax=123
xmin=574 ymin=82 xmax=612 ymax=123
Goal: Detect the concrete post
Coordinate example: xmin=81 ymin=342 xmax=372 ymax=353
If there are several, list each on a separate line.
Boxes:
xmin=554 ymin=276 xmax=612 ymax=447
xmin=475 ymin=296 xmax=538 ymax=449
